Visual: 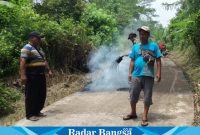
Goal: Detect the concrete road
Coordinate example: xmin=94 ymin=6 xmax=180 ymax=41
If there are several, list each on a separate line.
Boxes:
xmin=15 ymin=58 xmax=194 ymax=126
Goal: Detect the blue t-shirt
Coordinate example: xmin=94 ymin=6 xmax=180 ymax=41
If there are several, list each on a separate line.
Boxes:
xmin=128 ymin=42 xmax=137 ymax=56
xmin=129 ymin=42 xmax=162 ymax=78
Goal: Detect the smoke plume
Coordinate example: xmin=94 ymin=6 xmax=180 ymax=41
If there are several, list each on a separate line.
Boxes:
xmin=86 ymin=45 xmax=130 ymax=91
xmin=86 ymin=19 xmax=148 ymax=91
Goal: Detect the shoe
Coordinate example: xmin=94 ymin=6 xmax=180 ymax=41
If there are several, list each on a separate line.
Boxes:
xmin=27 ymin=116 xmax=40 ymax=121
xmin=123 ymin=115 xmax=138 ymax=120
xmin=37 ymin=112 xmax=47 ymax=117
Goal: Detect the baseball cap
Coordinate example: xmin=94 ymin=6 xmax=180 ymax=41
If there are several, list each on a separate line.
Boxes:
xmin=28 ymin=31 xmax=44 ymax=39
xmin=128 ymin=32 xmax=137 ymax=39
xmin=137 ymin=26 xmax=150 ymax=33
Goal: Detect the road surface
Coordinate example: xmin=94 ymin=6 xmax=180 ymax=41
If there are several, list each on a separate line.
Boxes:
xmin=15 ymin=58 xmax=194 ymax=126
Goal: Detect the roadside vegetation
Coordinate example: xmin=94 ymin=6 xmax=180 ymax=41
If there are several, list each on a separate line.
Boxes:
xmin=162 ymin=0 xmax=200 ymax=125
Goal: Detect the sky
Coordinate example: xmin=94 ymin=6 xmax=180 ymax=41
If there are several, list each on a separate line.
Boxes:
xmin=151 ymin=0 xmax=179 ymax=27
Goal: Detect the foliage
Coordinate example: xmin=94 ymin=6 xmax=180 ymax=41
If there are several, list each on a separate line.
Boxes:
xmin=164 ymin=0 xmax=200 ymax=55
xmin=34 ymin=0 xmax=85 ymax=21
xmin=81 ymin=4 xmax=117 ymax=46
xmin=188 ymin=10 xmax=200 ymax=53
xmin=88 ymin=0 xmax=156 ymax=32
xmin=38 ymin=18 xmax=93 ymax=70
xmin=0 ymin=1 xmax=92 ymax=76
xmin=0 ymin=1 xmax=42 ymax=77
xmin=0 ymin=83 xmax=21 ymax=116
xmin=150 ymin=24 xmax=165 ymax=43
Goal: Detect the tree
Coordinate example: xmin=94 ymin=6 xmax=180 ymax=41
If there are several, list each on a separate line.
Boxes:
xmin=88 ymin=0 xmax=156 ymax=32
xmin=34 ymin=0 xmax=85 ymax=22
xmin=164 ymin=0 xmax=200 ymax=54
xmin=81 ymin=4 xmax=117 ymax=46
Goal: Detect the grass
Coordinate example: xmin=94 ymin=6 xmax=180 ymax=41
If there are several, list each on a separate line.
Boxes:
xmin=0 ymin=72 xmax=89 ymax=126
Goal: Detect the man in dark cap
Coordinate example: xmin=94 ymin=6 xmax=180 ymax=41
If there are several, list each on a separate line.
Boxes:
xmin=115 ymin=32 xmax=137 ymax=63
xmin=20 ymin=31 xmax=52 ymax=121
xmin=123 ymin=26 xmax=162 ymax=126
xmin=128 ymin=32 xmax=137 ymax=46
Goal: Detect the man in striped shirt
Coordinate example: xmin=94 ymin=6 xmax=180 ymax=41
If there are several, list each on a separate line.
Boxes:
xmin=20 ymin=31 xmax=52 ymax=121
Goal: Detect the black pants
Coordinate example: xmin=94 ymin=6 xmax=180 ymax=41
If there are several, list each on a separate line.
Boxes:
xmin=25 ymin=74 xmax=46 ymax=118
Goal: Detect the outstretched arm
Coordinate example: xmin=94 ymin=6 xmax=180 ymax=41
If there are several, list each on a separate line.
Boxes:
xmin=123 ymin=54 xmax=129 ymax=57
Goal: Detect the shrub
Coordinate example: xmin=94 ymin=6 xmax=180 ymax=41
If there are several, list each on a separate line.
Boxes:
xmin=0 ymin=83 xmax=21 ymax=116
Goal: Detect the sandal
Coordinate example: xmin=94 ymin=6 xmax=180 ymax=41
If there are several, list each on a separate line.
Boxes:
xmin=123 ymin=115 xmax=137 ymax=120
xmin=27 ymin=116 xmax=40 ymax=121
xmin=37 ymin=112 xmax=47 ymax=117
xmin=141 ymin=119 xmax=148 ymax=126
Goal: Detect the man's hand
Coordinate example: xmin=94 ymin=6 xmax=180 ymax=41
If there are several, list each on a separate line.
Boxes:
xmin=48 ymin=70 xmax=53 ymax=78
xmin=128 ymin=75 xmax=132 ymax=82
xmin=20 ymin=74 xmax=27 ymax=84
xmin=156 ymin=74 xmax=161 ymax=82
xmin=45 ymin=61 xmax=53 ymax=78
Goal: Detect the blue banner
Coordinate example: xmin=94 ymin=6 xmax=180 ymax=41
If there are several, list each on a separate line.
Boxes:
xmin=0 ymin=127 xmax=199 ymax=135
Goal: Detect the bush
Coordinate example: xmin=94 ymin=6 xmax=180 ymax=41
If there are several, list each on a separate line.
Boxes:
xmin=0 ymin=31 xmax=19 ymax=77
xmin=0 ymin=83 xmax=21 ymax=116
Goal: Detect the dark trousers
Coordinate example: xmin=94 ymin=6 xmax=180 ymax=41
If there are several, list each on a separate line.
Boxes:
xmin=25 ymin=74 xmax=46 ymax=118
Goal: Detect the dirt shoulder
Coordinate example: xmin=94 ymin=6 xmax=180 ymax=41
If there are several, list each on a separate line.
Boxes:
xmin=0 ymin=73 xmax=89 ymax=126
xmin=168 ymin=50 xmax=200 ymax=126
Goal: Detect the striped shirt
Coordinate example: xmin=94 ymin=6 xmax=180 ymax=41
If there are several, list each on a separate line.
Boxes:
xmin=21 ymin=43 xmax=46 ymax=74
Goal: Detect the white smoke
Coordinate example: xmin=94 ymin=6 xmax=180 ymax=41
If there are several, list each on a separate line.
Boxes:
xmin=86 ymin=46 xmax=130 ymax=91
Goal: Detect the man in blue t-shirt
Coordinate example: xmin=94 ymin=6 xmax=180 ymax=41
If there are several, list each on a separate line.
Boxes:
xmin=123 ymin=26 xmax=162 ymax=126
xmin=128 ymin=32 xmax=137 ymax=46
